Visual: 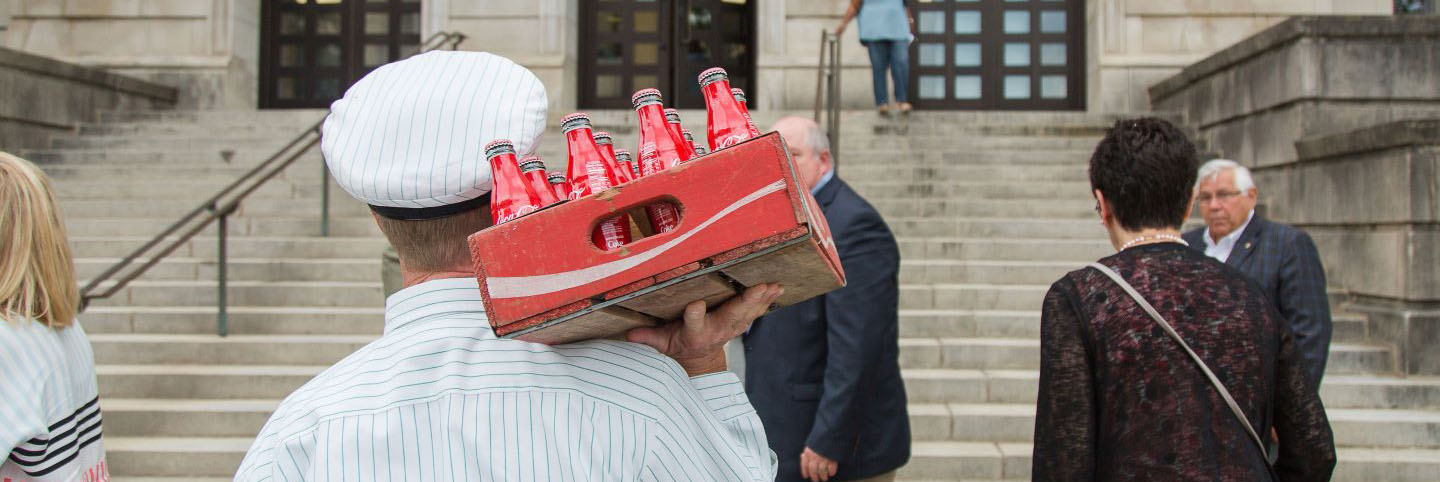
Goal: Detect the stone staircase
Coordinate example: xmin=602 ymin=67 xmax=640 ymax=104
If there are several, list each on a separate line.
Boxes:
xmin=21 ymin=109 xmax=1440 ymax=481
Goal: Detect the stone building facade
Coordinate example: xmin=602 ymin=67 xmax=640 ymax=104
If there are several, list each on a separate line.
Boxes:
xmin=0 ymin=0 xmax=1399 ymax=112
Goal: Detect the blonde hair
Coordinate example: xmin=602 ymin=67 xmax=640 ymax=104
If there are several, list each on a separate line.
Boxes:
xmin=0 ymin=152 xmax=78 ymax=327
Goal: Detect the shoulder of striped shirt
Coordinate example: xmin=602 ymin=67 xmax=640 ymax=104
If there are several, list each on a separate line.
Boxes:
xmin=253 ymin=325 xmax=700 ymax=446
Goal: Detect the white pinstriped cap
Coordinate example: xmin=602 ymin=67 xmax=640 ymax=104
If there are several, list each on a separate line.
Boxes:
xmin=321 ymin=51 xmax=548 ymax=220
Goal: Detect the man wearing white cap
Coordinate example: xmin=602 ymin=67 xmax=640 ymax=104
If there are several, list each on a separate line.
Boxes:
xmin=235 ymin=51 xmax=781 ymax=482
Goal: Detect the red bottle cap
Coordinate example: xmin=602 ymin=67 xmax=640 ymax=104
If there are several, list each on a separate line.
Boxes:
xmin=698 ymin=67 xmax=729 ymax=86
xmin=631 ymin=88 xmax=663 ymax=107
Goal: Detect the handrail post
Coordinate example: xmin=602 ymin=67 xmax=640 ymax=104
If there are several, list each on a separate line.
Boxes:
xmin=814 ymin=30 xmax=828 ymax=122
xmin=828 ymin=34 xmax=842 ymax=167
xmin=216 ymin=206 xmax=229 ymax=338
xmin=321 ymin=153 xmax=331 ymax=238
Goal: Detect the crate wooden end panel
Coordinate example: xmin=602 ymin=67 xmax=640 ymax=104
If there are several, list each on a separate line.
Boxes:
xmin=469 ymin=132 xmax=845 ymax=343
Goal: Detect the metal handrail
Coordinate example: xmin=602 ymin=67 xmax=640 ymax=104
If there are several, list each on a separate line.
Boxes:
xmin=78 ymin=31 xmax=467 ymax=336
xmin=813 ymin=30 xmax=842 ymax=166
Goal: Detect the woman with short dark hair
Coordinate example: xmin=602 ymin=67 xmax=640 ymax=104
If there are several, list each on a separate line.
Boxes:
xmin=1031 ymin=118 xmax=1336 ymax=481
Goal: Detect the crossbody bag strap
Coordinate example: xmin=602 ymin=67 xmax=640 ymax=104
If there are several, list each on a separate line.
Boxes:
xmin=1086 ymin=262 xmax=1271 ymax=462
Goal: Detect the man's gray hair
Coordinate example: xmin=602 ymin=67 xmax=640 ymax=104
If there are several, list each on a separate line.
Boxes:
xmin=1196 ymin=159 xmax=1256 ymax=192
xmin=805 ymin=121 xmax=830 ymax=155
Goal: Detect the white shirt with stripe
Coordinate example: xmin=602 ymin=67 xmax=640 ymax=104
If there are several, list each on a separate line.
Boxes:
xmin=235 ymin=277 xmax=777 ymax=482
xmin=0 ymin=317 xmax=108 ymax=482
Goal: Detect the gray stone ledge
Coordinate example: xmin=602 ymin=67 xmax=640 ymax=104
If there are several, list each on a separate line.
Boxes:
xmin=1297 ymin=119 xmax=1440 ymax=161
xmin=1150 ymin=16 xmax=1440 ymax=102
xmin=0 ymin=47 xmax=177 ymax=104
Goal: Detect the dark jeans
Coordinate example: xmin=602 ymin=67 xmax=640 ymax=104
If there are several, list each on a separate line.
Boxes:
xmin=863 ymin=40 xmax=909 ymax=106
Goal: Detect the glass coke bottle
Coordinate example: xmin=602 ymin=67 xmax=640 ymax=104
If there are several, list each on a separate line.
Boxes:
xmin=562 ymin=113 xmax=633 ymax=249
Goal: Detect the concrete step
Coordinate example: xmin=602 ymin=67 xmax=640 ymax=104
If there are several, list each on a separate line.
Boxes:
xmin=79 ymin=122 xmax=319 ymax=136
xmin=82 ymin=305 xmax=384 ymax=335
xmin=97 ymin=364 xmax=324 ymax=399
xmin=39 ymin=163 xmax=325 ymax=181
xmin=886 ymin=218 xmax=1106 ymax=239
xmin=897 ymin=337 xmax=1394 ymax=374
xmin=910 ymin=402 xmax=1440 ymax=448
xmin=98 ymin=108 xmax=327 ymax=124
xmin=846 ymin=167 xmax=1093 ymax=185
xmin=892 ymin=443 xmax=1440 ymax=482
xmin=53 ymin=179 xmax=308 ymax=200
xmin=840 ymin=150 xmax=1093 ymax=165
xmin=77 ymin=257 xmax=379 ymax=282
xmin=900 ymin=260 xmax=1077 ymax=285
xmin=897 ymin=238 xmax=1111 ymax=262
xmin=70 ymin=236 xmax=388 ymax=259
xmin=850 ymin=181 xmax=1092 ymax=201
xmin=20 ymin=148 xmax=318 ymax=165
xmin=895 ymin=309 xmax=1369 ymax=343
xmin=60 ymin=196 xmax=371 ymax=218
xmin=104 ymin=436 xmax=249 ymax=477
xmin=873 ymin=199 xmax=1093 ymax=219
xmin=104 ymin=398 xmax=275 ymax=437
xmin=52 ymin=135 xmax=298 ymax=150
xmin=65 ymin=216 xmax=380 ymax=237
xmin=902 ymin=369 xmax=1440 ymax=410
xmin=899 ymin=284 xmax=1047 ymax=311
xmin=90 ymin=333 xmax=374 ymax=365
xmin=86 ymin=280 xmax=383 ymax=308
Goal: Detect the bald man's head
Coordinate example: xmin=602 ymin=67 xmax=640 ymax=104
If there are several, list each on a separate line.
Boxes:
xmin=771 ymin=117 xmax=832 ymax=190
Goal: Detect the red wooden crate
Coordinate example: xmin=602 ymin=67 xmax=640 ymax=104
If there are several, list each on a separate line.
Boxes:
xmin=467 ymin=132 xmax=845 ymax=344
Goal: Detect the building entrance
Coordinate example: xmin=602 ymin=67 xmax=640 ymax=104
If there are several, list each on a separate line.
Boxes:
xmin=260 ymin=0 xmax=421 ymax=109
xmin=579 ymin=0 xmax=756 ymax=109
xmin=909 ymin=0 xmax=1084 ymax=110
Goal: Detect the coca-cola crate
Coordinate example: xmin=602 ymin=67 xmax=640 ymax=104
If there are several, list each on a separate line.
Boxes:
xmin=468 ymin=132 xmax=845 ymax=344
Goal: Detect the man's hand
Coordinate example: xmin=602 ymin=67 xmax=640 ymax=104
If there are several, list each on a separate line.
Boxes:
xmin=627 ymin=284 xmax=783 ymax=376
xmin=800 ymin=447 xmax=838 ymax=482
xmin=835 ymin=23 xmax=848 ymax=35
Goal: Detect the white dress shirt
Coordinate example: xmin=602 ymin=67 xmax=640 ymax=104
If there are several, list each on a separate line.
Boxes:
xmin=1 ymin=318 xmax=108 ymax=482
xmin=235 ymin=277 xmax=777 ymax=482
xmin=1203 ymin=210 xmax=1255 ymax=263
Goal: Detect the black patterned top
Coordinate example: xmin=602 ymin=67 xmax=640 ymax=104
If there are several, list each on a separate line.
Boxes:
xmin=1032 ymin=243 xmax=1336 ymax=482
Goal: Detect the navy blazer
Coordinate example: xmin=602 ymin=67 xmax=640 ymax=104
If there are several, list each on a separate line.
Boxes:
xmin=743 ymin=176 xmax=910 ymax=482
xmin=1183 ymin=214 xmax=1333 ymax=387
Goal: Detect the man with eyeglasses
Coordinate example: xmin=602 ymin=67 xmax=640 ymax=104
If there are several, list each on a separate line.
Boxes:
xmin=1182 ymin=159 xmax=1333 ymax=389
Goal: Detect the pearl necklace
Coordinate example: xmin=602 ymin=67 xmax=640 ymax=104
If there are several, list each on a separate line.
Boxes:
xmin=1121 ymin=233 xmax=1189 ymax=250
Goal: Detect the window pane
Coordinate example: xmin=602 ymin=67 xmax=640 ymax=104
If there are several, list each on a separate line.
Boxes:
xmin=1004 ymin=11 xmax=1029 ymax=34
xmin=596 ymin=75 xmax=621 ymax=97
xmin=363 ymin=44 xmax=389 ymax=66
xmin=1004 ymin=43 xmax=1029 ymax=66
xmin=597 ymin=43 xmax=622 ymax=65
xmin=953 ymin=11 xmax=980 ymax=34
xmin=918 ymin=75 xmax=945 ymax=99
xmin=597 ymin=11 xmax=622 ymax=33
xmin=1042 ymin=75 xmax=1067 ymax=99
xmin=918 ymin=11 xmax=945 ymax=34
xmin=1041 ymin=11 xmax=1066 ymax=33
xmin=954 ymin=42 xmax=980 ymax=66
xmin=954 ymin=75 xmax=981 ymax=99
xmin=317 ymin=44 xmax=341 ymax=67
xmin=634 ymin=42 xmax=658 ymax=65
xmin=365 ymin=13 xmax=388 ymax=35
xmin=400 ymin=12 xmax=419 ymax=35
xmin=316 ymin=12 xmax=341 ymax=35
xmin=277 ymin=77 xmax=297 ymax=100
xmin=726 ymin=42 xmax=748 ymax=62
xmin=280 ymin=13 xmax=305 ymax=35
xmin=399 ymin=43 xmax=418 ymax=58
xmin=279 ymin=45 xmax=304 ymax=67
xmin=688 ymin=6 xmax=713 ymax=30
xmin=1004 ymin=75 xmax=1030 ymax=99
xmin=314 ymin=77 xmax=340 ymax=100
xmin=1041 ymin=43 xmax=1067 ymax=66
xmin=634 ymin=10 xmax=658 ymax=33
xmin=634 ymin=75 xmax=659 ymax=90
xmin=685 ymin=39 xmax=711 ymax=63
xmin=918 ymin=43 xmax=945 ymax=67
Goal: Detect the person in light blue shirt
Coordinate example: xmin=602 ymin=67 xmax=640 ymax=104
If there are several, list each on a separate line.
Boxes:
xmin=837 ymin=0 xmax=914 ymax=116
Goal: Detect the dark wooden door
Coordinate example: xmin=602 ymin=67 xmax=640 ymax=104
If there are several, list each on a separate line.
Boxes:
xmin=909 ymin=0 xmax=1084 ymax=110
xmin=261 ymin=0 xmax=421 ymax=109
xmin=579 ymin=0 xmax=755 ymax=110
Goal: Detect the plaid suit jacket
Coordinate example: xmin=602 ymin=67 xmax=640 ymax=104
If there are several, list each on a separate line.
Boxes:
xmin=1184 ymin=214 xmax=1333 ymax=387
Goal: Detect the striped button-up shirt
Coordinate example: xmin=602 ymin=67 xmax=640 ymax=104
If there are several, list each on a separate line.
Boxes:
xmin=235 ymin=277 xmax=777 ymax=481
xmin=1 ymin=318 xmax=108 ymax=482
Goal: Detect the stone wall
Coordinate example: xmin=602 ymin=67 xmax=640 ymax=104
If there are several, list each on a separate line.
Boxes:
xmin=5 ymin=0 xmax=259 ymax=109
xmin=1151 ymin=16 xmax=1440 ymax=375
xmin=1092 ymin=0 xmax=1391 ymax=113
xmin=0 ymin=46 xmax=175 ymax=150
xmin=1150 ymin=16 xmax=1440 ymax=169
xmin=1289 ymin=121 xmax=1440 ymax=375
